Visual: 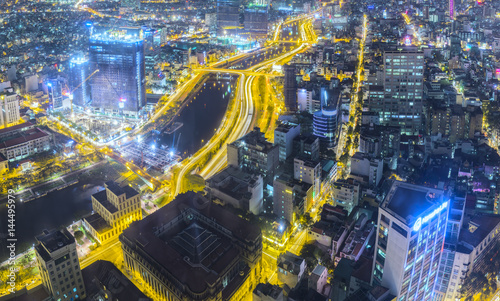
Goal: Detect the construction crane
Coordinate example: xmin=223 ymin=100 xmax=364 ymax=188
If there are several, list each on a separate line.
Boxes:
xmin=64 ymin=69 xmax=100 ymax=114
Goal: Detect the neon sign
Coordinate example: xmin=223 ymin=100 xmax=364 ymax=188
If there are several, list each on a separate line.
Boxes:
xmin=412 ymin=201 xmax=448 ymax=231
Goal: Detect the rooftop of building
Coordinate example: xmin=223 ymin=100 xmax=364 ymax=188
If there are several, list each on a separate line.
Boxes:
xmin=311 ymin=264 xmax=327 ymax=277
xmin=105 ymin=181 xmax=139 ymax=199
xmin=207 ymin=166 xmax=260 ymax=200
xmin=253 ymin=283 xmax=283 ymax=299
xmin=0 ymin=128 xmax=49 ymax=149
xmin=294 ymin=156 xmax=320 ymax=168
xmin=90 ymin=33 xmax=143 ymax=43
xmin=382 ymin=181 xmax=445 ymax=224
xmin=35 ymin=228 xmax=75 ymax=262
xmin=120 ymin=192 xmax=261 ymax=297
xmin=231 ymin=127 xmax=276 ymax=152
xmin=459 ymin=214 xmax=500 ymax=249
xmin=1 ymin=285 xmax=50 ymax=301
xmin=92 ymin=190 xmax=118 ymax=214
xmin=275 ymin=122 xmax=300 ymax=133
xmin=82 ymin=260 xmax=150 ymax=301
xmin=84 ymin=213 xmax=112 ymax=234
xmin=277 ymin=251 xmax=305 ymax=275
xmin=0 ymin=122 xmax=34 ymax=135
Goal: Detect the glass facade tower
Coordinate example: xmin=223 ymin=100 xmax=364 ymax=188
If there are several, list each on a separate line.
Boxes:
xmin=89 ymin=34 xmax=145 ymax=118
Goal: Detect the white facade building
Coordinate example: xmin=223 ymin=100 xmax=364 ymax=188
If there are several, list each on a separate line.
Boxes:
xmin=35 ymin=229 xmax=86 ymax=301
xmin=0 ymin=88 xmax=20 ymax=128
xmin=371 ymin=181 xmax=448 ymax=301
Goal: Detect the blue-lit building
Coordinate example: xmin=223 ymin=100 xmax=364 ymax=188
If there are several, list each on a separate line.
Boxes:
xmin=371 ymin=181 xmax=448 ymax=301
xmin=68 ymin=57 xmax=90 ymax=109
xmin=46 ymin=78 xmax=64 ymax=110
xmin=89 ymin=32 xmax=145 ymax=118
xmin=312 ymin=87 xmax=339 ymax=148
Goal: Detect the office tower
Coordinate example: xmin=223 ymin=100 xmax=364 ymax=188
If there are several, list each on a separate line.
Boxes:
xmin=371 ymin=181 xmax=448 ymax=300
xmin=68 ymin=57 xmax=90 ymax=109
xmin=0 ymin=88 xmax=20 ymax=128
xmin=433 ymin=195 xmax=465 ymax=301
xmin=371 ymin=47 xmax=424 ymax=135
xmin=35 ymin=228 xmax=86 ymax=301
xmin=274 ymin=122 xmax=301 ymax=162
xmin=217 ymin=0 xmax=241 ymax=36
xmin=283 ymin=64 xmax=298 ymax=112
xmin=83 ymin=181 xmax=142 ymax=244
xmin=227 ymin=127 xmax=279 ymax=186
xmin=243 ymin=8 xmax=268 ymax=36
xmin=47 ymin=78 xmax=64 ymax=110
xmin=273 ymin=175 xmax=313 ymax=223
xmin=437 ymin=214 xmax=500 ymax=300
xmin=120 ymin=192 xmax=262 ymax=301
xmin=89 ymin=32 xmax=145 ymax=118
xmin=313 ymin=87 xmax=339 ymax=148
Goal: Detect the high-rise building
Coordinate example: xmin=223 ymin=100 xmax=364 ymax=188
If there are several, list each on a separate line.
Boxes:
xmin=47 ymin=78 xmax=64 ymax=110
xmin=217 ymin=0 xmax=241 ymax=35
xmin=243 ymin=8 xmax=268 ymax=36
xmin=283 ymin=64 xmax=298 ymax=112
xmin=274 ymin=122 xmax=301 ymax=162
xmin=89 ymin=32 xmax=145 ymax=118
xmin=120 ymin=192 xmax=262 ymax=301
xmin=313 ymin=87 xmax=339 ymax=148
xmin=68 ymin=57 xmax=90 ymax=109
xmin=371 ymin=181 xmax=448 ymax=300
xmin=273 ymin=175 xmax=313 ymax=223
xmin=432 ymin=195 xmax=466 ymax=301
xmin=227 ymin=127 xmax=279 ymax=186
xmin=35 ymin=228 xmax=86 ymax=301
xmin=370 ymin=47 xmax=424 ymax=135
xmin=293 ymin=157 xmax=321 ymax=198
xmin=0 ymin=88 xmax=20 ymax=128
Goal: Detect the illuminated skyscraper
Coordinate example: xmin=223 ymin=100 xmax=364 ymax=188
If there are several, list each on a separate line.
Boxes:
xmin=47 ymin=78 xmax=64 ymax=110
xmin=89 ymin=32 xmax=145 ymax=117
xmin=313 ymin=87 xmax=339 ymax=148
xmin=371 ymin=181 xmax=448 ymax=300
xmin=369 ymin=47 xmax=424 ymax=135
xmin=68 ymin=57 xmax=90 ymax=109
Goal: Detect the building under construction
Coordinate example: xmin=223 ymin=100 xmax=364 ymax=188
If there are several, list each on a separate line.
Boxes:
xmin=89 ymin=32 xmax=146 ymax=118
xmin=68 ymin=57 xmax=91 ymax=109
xmin=217 ymin=0 xmax=241 ymax=36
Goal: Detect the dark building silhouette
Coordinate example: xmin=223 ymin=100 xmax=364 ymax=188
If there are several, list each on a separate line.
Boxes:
xmin=284 ymin=64 xmax=298 ymax=112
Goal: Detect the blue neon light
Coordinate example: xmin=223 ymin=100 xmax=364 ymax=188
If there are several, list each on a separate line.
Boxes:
xmin=413 ymin=202 xmax=448 ymax=231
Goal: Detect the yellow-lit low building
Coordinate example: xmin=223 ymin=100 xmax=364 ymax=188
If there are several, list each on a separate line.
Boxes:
xmin=120 ymin=192 xmax=263 ymax=301
xmin=83 ymin=181 xmax=142 ymax=244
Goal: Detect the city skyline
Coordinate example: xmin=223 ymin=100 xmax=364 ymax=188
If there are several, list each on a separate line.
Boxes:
xmin=1 ymin=0 xmax=500 ymax=300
